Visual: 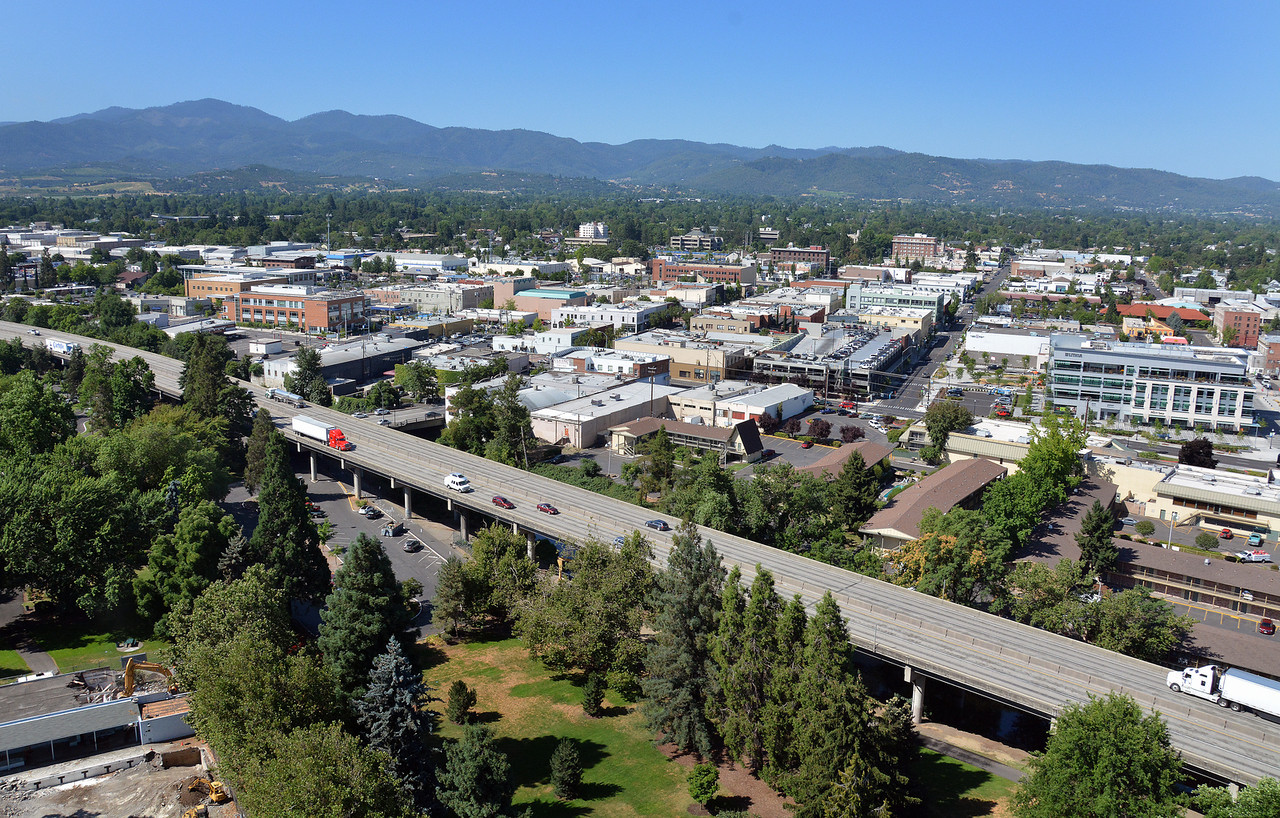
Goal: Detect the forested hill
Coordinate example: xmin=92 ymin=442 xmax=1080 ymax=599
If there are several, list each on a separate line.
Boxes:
xmin=2 ymin=98 xmax=1278 ymax=216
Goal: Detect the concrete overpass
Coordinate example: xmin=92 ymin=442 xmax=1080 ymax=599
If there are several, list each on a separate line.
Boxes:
xmin=9 ymin=322 xmax=1280 ymax=787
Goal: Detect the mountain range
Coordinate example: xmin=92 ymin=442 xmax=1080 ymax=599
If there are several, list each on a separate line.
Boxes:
xmin=2 ymin=98 xmax=1278 ymax=215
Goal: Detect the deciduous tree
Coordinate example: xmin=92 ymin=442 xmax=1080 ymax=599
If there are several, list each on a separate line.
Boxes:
xmin=1179 ymin=437 xmax=1217 ymax=469
xmin=1012 ymin=693 xmax=1183 ymax=818
xmin=923 ymin=400 xmax=974 ymax=451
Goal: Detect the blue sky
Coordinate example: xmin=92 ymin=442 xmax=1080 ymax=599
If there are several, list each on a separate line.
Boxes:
xmin=4 ymin=0 xmax=1277 ymax=180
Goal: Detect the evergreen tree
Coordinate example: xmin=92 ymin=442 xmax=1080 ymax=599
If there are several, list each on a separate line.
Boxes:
xmin=762 ymin=594 xmax=807 ymax=785
xmin=179 ymin=334 xmax=232 ymax=419
xmin=318 ymin=533 xmax=410 ymax=703
xmin=242 ymin=409 xmax=274 ymax=494
xmin=38 ymin=250 xmax=56 ymax=289
xmin=828 ymin=452 xmax=880 ymax=532
xmin=711 ymin=567 xmax=746 ymax=753
xmin=355 ymin=638 xmax=434 ymax=809
xmin=434 ymin=555 xmax=473 ymax=636
xmin=217 ymin=528 xmax=251 ymax=581
xmin=62 ymin=346 xmax=86 ymax=394
xmin=486 ymin=373 xmax=533 ymax=466
xmin=249 ymin=433 xmax=330 ymax=601
xmin=134 ymin=500 xmax=237 ymax=634
xmin=1075 ymin=500 xmax=1118 ymax=574
xmin=550 ymin=738 xmax=583 ymax=800
xmin=581 ymin=672 xmax=606 ymax=717
xmin=286 ymin=345 xmax=332 ymax=406
xmin=438 ymin=724 xmax=519 ymax=818
xmin=447 ymin=680 xmax=477 ymax=724
xmin=642 ymin=424 xmax=676 ymax=494
xmin=790 ymin=593 xmax=867 ymax=815
xmin=720 ymin=567 xmax=782 ymax=773
xmin=642 ymin=520 xmax=725 ymax=759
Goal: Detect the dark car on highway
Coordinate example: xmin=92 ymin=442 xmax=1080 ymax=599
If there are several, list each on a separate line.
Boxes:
xmin=645 ymin=519 xmax=670 ymax=531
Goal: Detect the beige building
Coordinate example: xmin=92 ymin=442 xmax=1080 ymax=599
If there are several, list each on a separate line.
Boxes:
xmin=614 ymin=330 xmax=752 ymax=385
xmin=857 ymin=306 xmax=934 ymax=341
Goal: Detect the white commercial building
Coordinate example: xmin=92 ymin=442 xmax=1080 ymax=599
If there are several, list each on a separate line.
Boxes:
xmin=493 ymin=328 xmax=594 ymax=355
xmin=551 ymin=302 xmax=667 ymax=332
xmin=530 ymin=382 xmax=685 ymax=448
xmin=964 ymin=330 xmax=1052 ymax=369
xmin=1048 ymin=334 xmax=1255 ymax=430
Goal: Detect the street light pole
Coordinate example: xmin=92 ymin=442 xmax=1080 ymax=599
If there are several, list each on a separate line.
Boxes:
xmin=1167 ymin=511 xmax=1178 ymax=549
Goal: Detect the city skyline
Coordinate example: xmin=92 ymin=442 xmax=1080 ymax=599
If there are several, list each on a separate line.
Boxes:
xmin=2 ymin=0 xmax=1277 ymax=181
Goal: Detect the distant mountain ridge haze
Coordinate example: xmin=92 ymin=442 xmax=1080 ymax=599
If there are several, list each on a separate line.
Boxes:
xmin=1 ymin=98 xmax=1277 ymax=214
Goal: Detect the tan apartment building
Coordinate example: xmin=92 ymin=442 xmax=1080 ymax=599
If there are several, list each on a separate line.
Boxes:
xmin=614 ymin=329 xmax=751 ymax=384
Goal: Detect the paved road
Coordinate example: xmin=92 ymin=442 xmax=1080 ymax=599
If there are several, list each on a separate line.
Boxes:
xmin=10 ymin=321 xmax=1280 ymax=786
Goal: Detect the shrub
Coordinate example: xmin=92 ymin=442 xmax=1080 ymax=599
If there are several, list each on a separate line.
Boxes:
xmin=1195 ymin=532 xmax=1218 ymax=550
xmin=1135 ymin=521 xmax=1155 ymax=537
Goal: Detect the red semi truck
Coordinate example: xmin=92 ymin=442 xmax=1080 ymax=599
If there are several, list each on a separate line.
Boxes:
xmin=291 ymin=415 xmax=353 ymax=451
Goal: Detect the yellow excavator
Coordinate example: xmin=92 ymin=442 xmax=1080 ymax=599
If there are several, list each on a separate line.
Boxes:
xmin=188 ymin=777 xmax=230 ymax=803
xmin=181 ymin=807 xmax=207 ymax=818
xmin=120 ymin=658 xmax=179 ymax=697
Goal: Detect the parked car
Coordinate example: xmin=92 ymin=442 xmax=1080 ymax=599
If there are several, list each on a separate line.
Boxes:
xmin=1260 ymin=618 xmax=1276 ymax=636
xmin=995 ymin=409 xmax=1012 ymax=418
xmin=491 ymin=495 xmax=515 ymax=509
xmin=761 ymin=448 xmax=775 ymax=459
xmin=402 ymin=539 xmax=423 ymax=553
xmin=821 ymin=408 xmax=836 ymax=414
xmin=549 ymin=454 xmax=570 ymax=465
xmin=1236 ymin=550 xmax=1272 ymax=563
xmin=1120 ymin=517 xmax=1137 ymax=526
xmin=537 ymin=503 xmax=559 ymax=515
xmin=353 ymin=412 xmax=368 ymax=418
xmin=1220 ymin=528 xmax=1234 ymax=540
xmin=645 ymin=519 xmax=670 ymax=531
xmin=1249 ymin=533 xmax=1264 ymax=546
xmin=800 ymin=441 xmax=814 ymax=449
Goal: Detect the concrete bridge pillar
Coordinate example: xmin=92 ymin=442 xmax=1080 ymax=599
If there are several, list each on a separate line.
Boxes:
xmin=904 ymin=666 xmax=927 ymax=725
xmin=1229 ymin=782 xmax=1240 ymax=799
xmin=458 ymin=510 xmax=470 ymax=541
xmin=526 ymin=531 xmax=536 ymax=560
xmin=309 ymin=453 xmax=317 ymax=483
xmin=403 ymin=487 xmax=413 ymax=520
xmin=352 ymin=468 xmax=362 ymax=500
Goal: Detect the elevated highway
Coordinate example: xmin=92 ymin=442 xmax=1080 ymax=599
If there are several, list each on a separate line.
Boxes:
xmin=9 ymin=322 xmax=1280 ymax=786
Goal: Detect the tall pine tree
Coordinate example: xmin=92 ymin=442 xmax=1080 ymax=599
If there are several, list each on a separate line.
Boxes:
xmin=318 ymin=533 xmax=410 ymax=703
xmin=242 ymin=409 xmax=275 ymax=494
xmin=1075 ymin=500 xmax=1118 ymax=574
xmin=642 ymin=520 xmax=725 ymax=759
xmin=354 ymin=638 xmax=434 ymax=810
xmin=248 ymin=433 xmax=330 ymax=601
xmin=719 ymin=566 xmax=782 ymax=773
xmin=762 ymin=594 xmax=807 ymax=785
xmin=789 ymin=593 xmax=868 ymax=816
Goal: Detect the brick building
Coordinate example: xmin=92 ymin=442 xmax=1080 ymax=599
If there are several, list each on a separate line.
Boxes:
xmin=1213 ymin=301 xmax=1262 ymax=349
xmin=891 ymin=233 xmax=944 ymax=263
xmin=650 ymin=259 xmax=758 ymax=286
xmin=769 ymin=245 xmax=830 ymax=271
xmin=221 ymin=285 xmax=369 ymax=333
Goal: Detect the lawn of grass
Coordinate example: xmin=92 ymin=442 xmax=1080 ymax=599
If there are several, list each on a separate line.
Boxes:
xmin=0 ymin=650 xmax=31 ymax=680
xmin=909 ymin=748 xmax=1018 ymax=817
xmin=424 ymin=637 xmax=691 ymax=817
xmin=27 ymin=614 xmax=170 ymax=673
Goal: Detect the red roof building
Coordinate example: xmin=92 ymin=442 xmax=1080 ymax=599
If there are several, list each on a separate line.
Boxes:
xmin=1107 ymin=303 xmax=1209 ymax=322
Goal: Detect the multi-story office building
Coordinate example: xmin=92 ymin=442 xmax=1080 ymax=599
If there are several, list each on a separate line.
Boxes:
xmin=222 ymin=285 xmax=369 ymax=333
xmin=892 ymin=233 xmax=944 ymax=262
xmin=668 ymin=229 xmax=723 ymax=252
xmin=650 ymin=259 xmax=758 ymax=286
xmin=770 ymin=245 xmax=830 ymax=271
xmin=550 ymin=302 xmax=667 ymax=332
xmin=1048 ymin=334 xmax=1254 ymax=431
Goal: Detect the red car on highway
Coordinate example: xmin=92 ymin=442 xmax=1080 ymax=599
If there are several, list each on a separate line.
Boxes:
xmin=537 ymin=503 xmax=559 ymax=515
xmin=491 ymin=496 xmax=515 ymax=509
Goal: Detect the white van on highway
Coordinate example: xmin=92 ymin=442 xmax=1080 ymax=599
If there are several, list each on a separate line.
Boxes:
xmin=445 ymin=473 xmax=473 ymax=493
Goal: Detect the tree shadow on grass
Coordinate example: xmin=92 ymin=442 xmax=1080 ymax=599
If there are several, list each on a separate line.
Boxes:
xmin=471 ymin=710 xmax=503 ymax=725
xmin=497 ymin=735 xmax=617 ymax=800
xmin=411 ymin=640 xmax=449 ymax=671
xmin=519 ymin=798 xmax=591 ymax=818
xmin=909 ymin=751 xmax=1001 ymax=818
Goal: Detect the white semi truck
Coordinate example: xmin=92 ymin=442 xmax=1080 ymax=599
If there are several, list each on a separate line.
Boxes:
xmin=291 ymin=415 xmax=353 ymax=451
xmin=1166 ymin=664 xmax=1280 ymax=717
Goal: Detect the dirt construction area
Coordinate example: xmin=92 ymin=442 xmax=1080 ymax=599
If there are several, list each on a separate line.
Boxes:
xmin=0 ymin=745 xmax=238 ymax=818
